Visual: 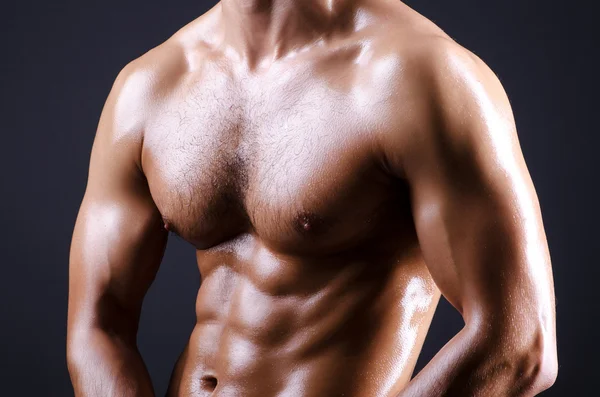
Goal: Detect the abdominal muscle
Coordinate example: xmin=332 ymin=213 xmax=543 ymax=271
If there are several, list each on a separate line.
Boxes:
xmin=166 ymin=235 xmax=440 ymax=397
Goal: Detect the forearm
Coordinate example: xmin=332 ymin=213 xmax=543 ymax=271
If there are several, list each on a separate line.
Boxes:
xmin=67 ymin=327 xmax=155 ymax=397
xmin=395 ymin=324 xmax=556 ymax=397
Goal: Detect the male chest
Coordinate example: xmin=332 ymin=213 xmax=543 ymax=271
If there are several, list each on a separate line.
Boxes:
xmin=141 ymin=69 xmax=401 ymax=254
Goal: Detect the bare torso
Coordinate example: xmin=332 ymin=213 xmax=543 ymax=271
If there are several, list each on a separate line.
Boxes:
xmin=67 ymin=0 xmax=558 ymax=395
xmin=131 ymin=2 xmax=446 ymax=396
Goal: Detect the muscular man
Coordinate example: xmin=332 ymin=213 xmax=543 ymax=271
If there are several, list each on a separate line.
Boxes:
xmin=67 ymin=0 xmax=558 ymax=396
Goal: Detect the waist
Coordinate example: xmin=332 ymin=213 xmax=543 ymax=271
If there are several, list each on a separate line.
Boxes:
xmin=169 ymin=256 xmax=439 ymax=397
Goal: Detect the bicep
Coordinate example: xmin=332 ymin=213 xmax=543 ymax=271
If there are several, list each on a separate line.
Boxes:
xmin=400 ymin=45 xmax=554 ymax=336
xmin=410 ymin=128 xmax=550 ymax=324
xmin=68 ymin=66 xmax=168 ymax=335
xmin=69 ymin=186 xmax=167 ymax=330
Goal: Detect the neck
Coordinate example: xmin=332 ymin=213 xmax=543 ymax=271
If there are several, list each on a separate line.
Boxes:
xmin=217 ymin=0 xmax=362 ymax=69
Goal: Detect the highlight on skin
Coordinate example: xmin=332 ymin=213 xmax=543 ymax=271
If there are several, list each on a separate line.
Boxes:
xmin=67 ymin=1 xmax=557 ymax=396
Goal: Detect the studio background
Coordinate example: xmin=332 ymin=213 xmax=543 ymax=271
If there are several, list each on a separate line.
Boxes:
xmin=1 ymin=1 xmax=597 ymax=395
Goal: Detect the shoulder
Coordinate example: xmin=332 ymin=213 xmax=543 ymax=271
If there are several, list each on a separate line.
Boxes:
xmin=404 ymin=31 xmax=514 ymax=144
xmin=367 ymin=0 xmax=510 ymax=120
xmin=104 ymin=8 xmax=220 ymax=138
xmin=371 ymin=14 xmax=515 ymax=179
xmin=409 ymin=34 xmax=511 ymax=121
xmin=91 ymin=25 xmax=198 ymax=174
xmin=105 ymin=37 xmax=188 ymax=134
xmin=374 ymin=5 xmax=500 ymax=99
xmin=370 ymin=1 xmax=489 ymax=73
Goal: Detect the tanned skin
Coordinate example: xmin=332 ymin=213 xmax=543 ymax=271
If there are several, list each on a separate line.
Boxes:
xmin=67 ymin=0 xmax=558 ymax=396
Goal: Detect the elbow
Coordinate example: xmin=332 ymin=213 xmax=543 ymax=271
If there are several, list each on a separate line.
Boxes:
xmin=537 ymin=359 xmax=558 ymax=392
xmin=518 ymin=314 xmax=558 ymax=394
xmin=66 ymin=339 xmax=82 ymax=382
xmin=468 ymin=312 xmax=558 ymax=395
xmin=66 ymin=326 xmax=90 ymax=376
xmin=497 ymin=324 xmax=558 ymax=395
xmin=66 ymin=324 xmax=106 ymax=375
xmin=521 ymin=335 xmax=558 ymax=394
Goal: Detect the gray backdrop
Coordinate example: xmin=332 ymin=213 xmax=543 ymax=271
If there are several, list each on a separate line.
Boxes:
xmin=1 ymin=0 xmax=597 ymax=395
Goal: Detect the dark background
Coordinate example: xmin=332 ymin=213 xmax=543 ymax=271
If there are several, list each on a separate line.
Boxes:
xmin=1 ymin=0 xmax=597 ymax=395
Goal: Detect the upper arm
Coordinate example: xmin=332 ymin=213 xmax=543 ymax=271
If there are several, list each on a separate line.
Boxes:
xmin=384 ymin=38 xmax=556 ymax=349
xmin=68 ymin=61 xmax=168 ymax=340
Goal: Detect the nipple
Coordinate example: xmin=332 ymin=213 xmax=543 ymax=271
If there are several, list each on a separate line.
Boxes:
xmin=295 ymin=211 xmax=325 ymax=235
xmin=301 ymin=217 xmax=312 ymax=232
xmin=163 ymin=220 xmax=182 ymax=238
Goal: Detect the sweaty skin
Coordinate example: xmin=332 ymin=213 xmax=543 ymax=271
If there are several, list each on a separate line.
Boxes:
xmin=67 ymin=0 xmax=558 ymax=396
